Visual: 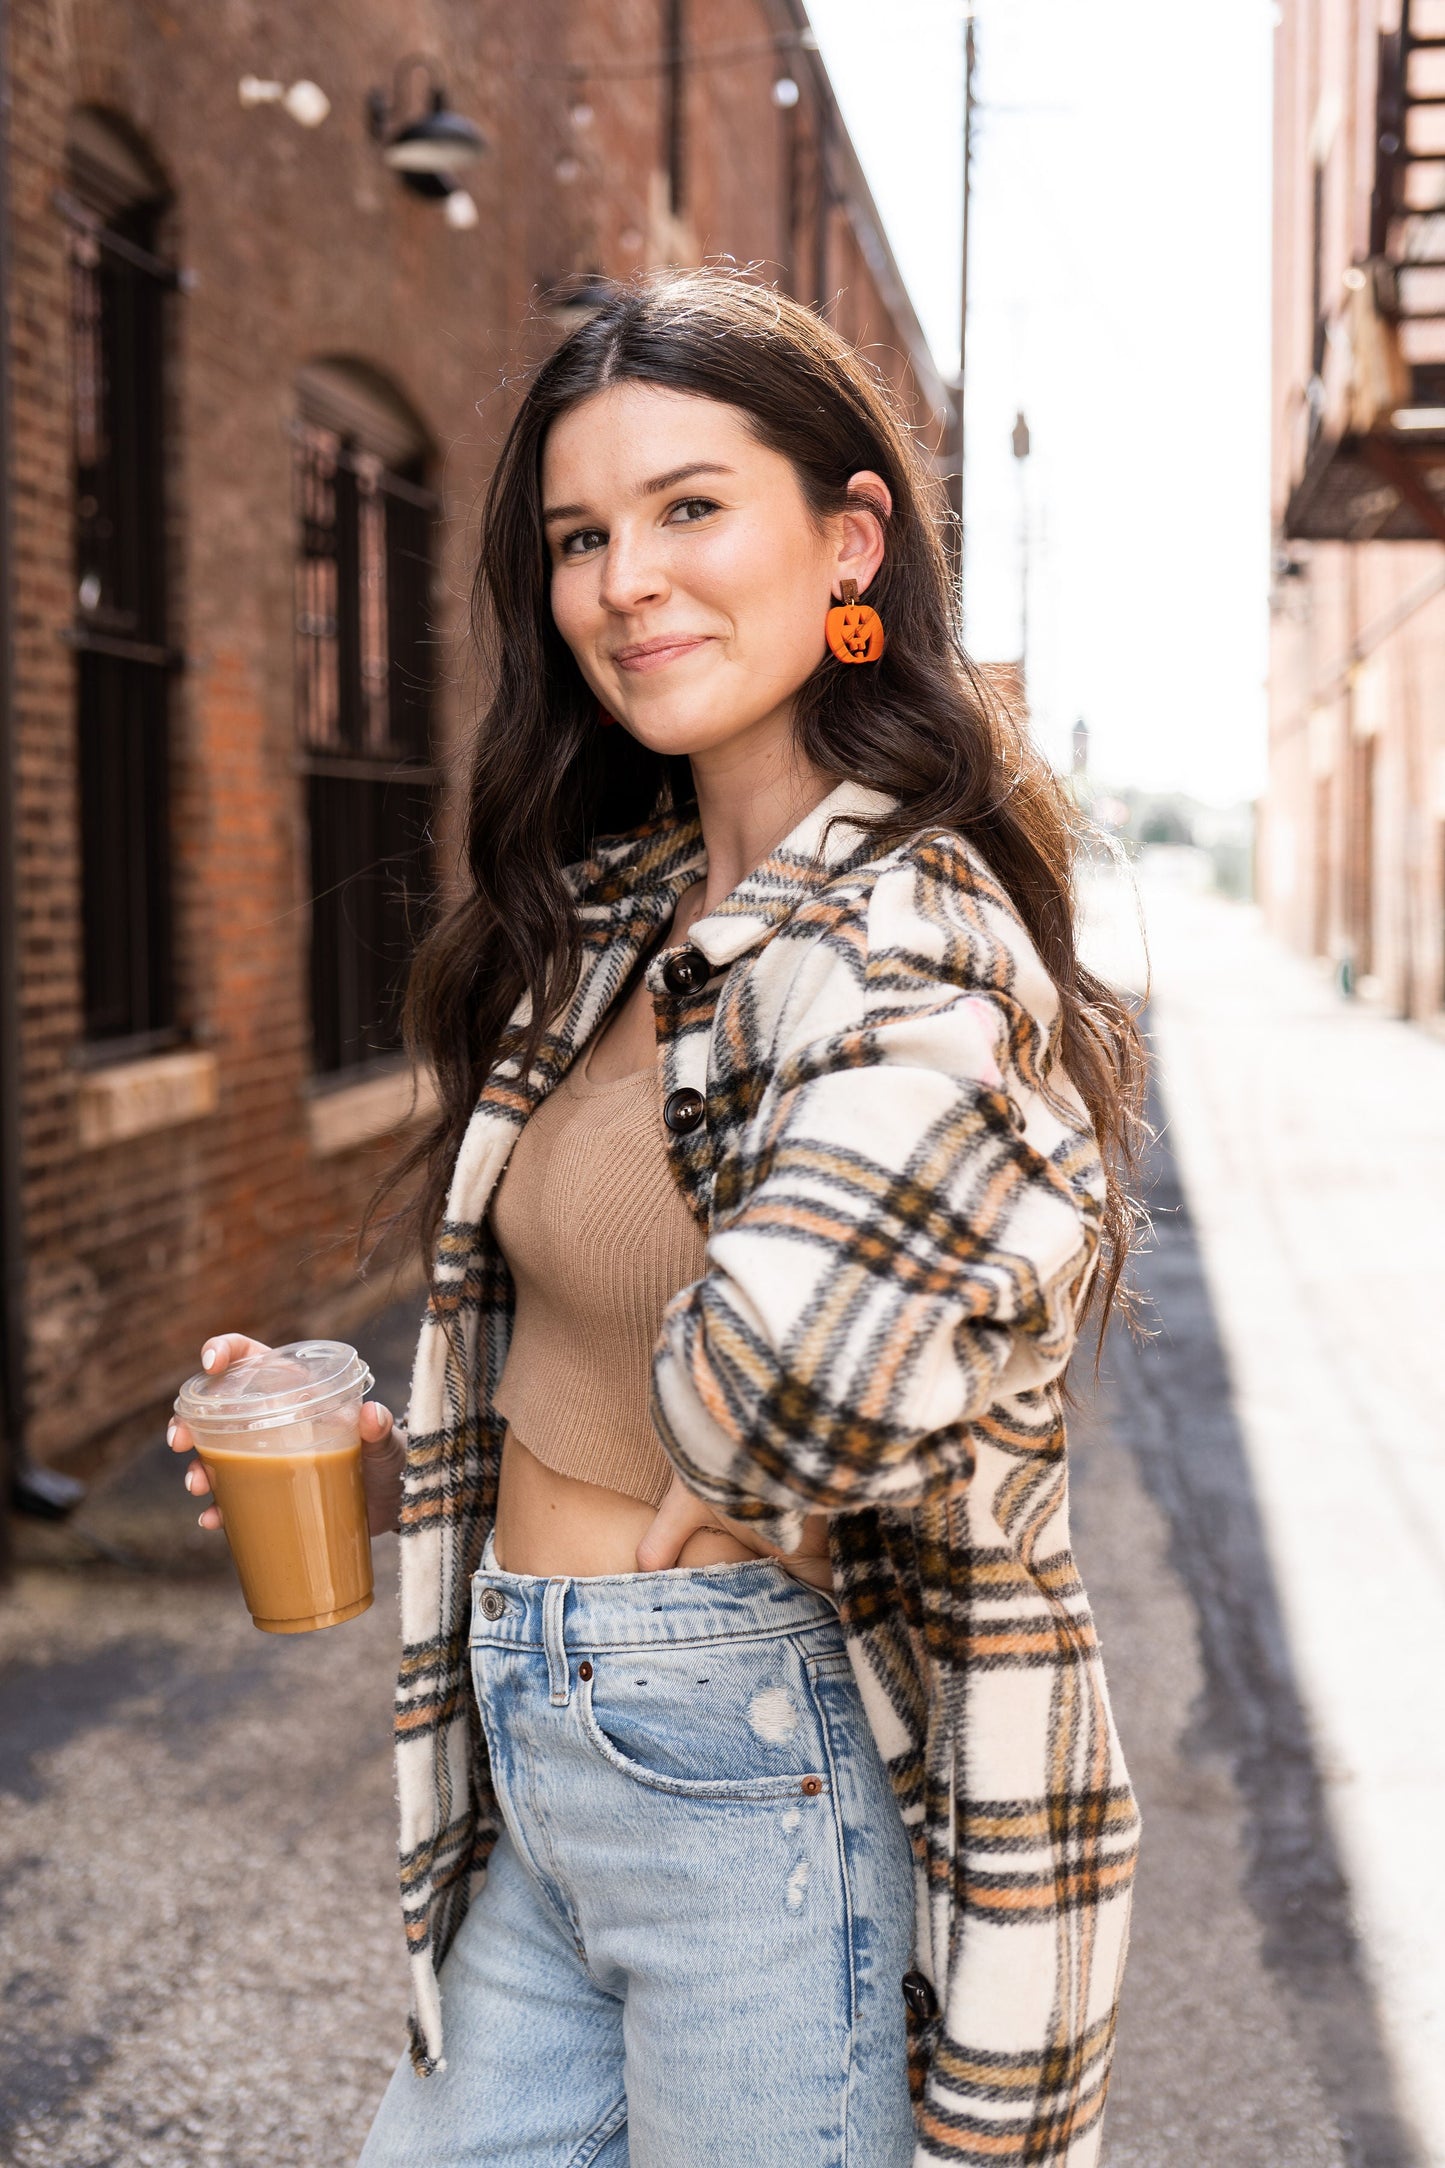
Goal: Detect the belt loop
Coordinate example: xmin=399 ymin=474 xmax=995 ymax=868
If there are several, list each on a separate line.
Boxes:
xmin=543 ymin=1578 xmax=572 ymax=1705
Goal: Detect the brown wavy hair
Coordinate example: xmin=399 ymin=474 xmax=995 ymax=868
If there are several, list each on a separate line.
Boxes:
xmin=366 ymin=267 xmax=1146 ymax=1333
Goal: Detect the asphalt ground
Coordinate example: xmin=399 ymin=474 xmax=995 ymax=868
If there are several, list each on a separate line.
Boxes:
xmin=0 ymin=902 xmax=1412 ymax=2165
xmin=0 ymin=1299 xmax=422 ymax=2168
xmin=1076 ymin=1107 xmax=1415 ymax=2168
xmin=1108 ymin=865 xmax=1445 ymax=2168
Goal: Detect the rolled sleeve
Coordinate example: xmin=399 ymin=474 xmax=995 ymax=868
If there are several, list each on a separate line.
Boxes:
xmin=650 ymin=938 xmax=1100 ymax=1548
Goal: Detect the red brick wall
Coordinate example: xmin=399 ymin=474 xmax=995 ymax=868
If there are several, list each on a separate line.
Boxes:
xmin=4 ymin=0 xmax=946 ymax=1473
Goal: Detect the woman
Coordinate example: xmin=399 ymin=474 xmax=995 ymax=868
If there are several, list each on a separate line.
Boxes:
xmin=171 ymin=268 xmax=1143 ymax=2166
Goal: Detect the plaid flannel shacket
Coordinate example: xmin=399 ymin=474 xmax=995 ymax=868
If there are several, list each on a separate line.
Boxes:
xmin=393 ymin=777 xmax=1139 ymax=2167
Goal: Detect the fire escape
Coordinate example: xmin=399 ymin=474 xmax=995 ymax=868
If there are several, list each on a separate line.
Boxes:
xmin=1286 ymin=0 xmax=1445 ymax=543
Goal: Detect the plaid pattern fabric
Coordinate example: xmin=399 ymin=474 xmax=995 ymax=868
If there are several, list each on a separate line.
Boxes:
xmin=393 ymin=778 xmax=1138 ymax=2166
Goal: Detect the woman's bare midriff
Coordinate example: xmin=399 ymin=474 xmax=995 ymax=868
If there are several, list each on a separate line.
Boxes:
xmin=493 ymin=1431 xmax=834 ymax=1589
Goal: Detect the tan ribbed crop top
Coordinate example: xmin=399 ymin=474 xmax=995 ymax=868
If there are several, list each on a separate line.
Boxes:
xmin=489 ymin=1044 xmax=708 ymax=1508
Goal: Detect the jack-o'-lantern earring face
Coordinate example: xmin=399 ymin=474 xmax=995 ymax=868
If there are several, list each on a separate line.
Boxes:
xmin=825 ymin=578 xmax=885 ymax=664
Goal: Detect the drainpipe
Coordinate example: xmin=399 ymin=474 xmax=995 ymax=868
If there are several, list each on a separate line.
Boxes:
xmin=0 ymin=0 xmax=21 ymax=1565
xmin=812 ymin=95 xmax=830 ymax=311
xmin=0 ymin=2 xmax=82 ymax=1541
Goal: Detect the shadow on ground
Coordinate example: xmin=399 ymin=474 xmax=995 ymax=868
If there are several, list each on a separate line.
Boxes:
xmin=1074 ymin=1053 xmax=1418 ymax=2167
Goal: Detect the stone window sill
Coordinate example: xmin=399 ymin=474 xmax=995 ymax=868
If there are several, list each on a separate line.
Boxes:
xmin=76 ymin=1047 xmax=220 ymax=1150
xmin=307 ymin=1064 xmax=436 ymax=1158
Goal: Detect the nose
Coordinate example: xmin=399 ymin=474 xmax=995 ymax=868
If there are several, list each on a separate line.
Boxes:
xmin=596 ymin=522 xmax=670 ymax=615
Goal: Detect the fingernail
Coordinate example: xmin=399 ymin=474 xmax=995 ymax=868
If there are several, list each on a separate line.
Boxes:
xmin=166 ymin=1420 xmax=176 ymax=1446
xmin=202 ymin=1345 xmax=217 ymax=1369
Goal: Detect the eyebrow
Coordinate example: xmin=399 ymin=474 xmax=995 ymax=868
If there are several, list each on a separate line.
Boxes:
xmin=542 ymin=461 xmax=735 ymax=526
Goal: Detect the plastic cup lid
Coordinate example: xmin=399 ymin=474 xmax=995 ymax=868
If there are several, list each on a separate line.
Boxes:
xmin=174 ymin=1340 xmax=372 ymax=1431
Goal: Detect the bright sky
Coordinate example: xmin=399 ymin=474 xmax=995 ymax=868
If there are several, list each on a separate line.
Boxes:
xmin=808 ymin=0 xmax=1275 ymax=805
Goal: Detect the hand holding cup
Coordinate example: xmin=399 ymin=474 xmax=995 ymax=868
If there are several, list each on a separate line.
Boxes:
xmin=171 ymin=1335 xmax=404 ymax=1634
xmin=168 ymin=1333 xmax=404 ymax=1538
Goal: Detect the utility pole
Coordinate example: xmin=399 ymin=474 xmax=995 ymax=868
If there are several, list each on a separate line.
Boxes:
xmin=1011 ymin=407 xmax=1030 ymax=692
xmin=951 ymin=14 xmax=976 ymax=604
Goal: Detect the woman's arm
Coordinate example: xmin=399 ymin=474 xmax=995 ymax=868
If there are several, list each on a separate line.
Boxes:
xmin=650 ymin=866 xmax=1103 ymax=1549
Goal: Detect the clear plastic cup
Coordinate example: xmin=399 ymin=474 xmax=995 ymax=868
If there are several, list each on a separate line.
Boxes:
xmin=174 ymin=1340 xmax=375 ymax=1634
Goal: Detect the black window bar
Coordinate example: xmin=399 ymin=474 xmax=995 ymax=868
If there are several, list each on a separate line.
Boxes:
xmin=67 ymin=194 xmax=182 ymax=1051
xmin=293 ymin=421 xmax=439 ymax=1081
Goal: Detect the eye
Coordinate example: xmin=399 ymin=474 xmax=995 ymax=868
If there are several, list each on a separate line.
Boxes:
xmin=668 ymin=496 xmax=720 ymax=526
xmin=558 ymin=526 xmax=606 ymax=558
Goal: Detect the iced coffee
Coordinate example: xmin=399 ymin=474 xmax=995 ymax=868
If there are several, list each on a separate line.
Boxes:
xmin=175 ymin=1341 xmax=375 ymax=1634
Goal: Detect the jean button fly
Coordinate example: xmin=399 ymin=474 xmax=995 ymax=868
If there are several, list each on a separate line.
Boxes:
xmin=478 ymin=1589 xmax=505 ymax=1620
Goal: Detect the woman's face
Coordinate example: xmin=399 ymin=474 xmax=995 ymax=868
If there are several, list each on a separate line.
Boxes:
xmin=541 ymin=382 xmax=888 ymax=762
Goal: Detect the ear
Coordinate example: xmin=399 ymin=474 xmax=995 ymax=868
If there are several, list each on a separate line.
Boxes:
xmin=833 ymin=471 xmax=893 ymax=598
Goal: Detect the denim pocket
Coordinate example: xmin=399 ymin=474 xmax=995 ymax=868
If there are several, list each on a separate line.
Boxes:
xmin=575 ymin=1634 xmax=837 ymax=1803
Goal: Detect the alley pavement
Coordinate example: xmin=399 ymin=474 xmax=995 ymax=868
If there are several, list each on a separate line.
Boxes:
xmin=0 ymin=1299 xmax=422 ymax=2167
xmin=1083 ymin=856 xmax=1444 ymax=2168
xmin=0 ymin=867 xmax=1434 ymax=2165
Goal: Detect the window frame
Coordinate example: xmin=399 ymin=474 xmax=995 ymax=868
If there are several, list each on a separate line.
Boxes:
xmin=290 ymin=396 xmax=440 ymax=1090
xmin=60 ymin=134 xmax=186 ymax=1062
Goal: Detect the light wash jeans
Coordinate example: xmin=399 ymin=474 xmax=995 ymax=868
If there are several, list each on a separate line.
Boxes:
xmin=359 ymin=1533 xmax=916 ymax=2167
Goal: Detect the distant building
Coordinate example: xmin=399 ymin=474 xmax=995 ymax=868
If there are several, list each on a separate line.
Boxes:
xmin=1072 ymin=718 xmax=1089 ymax=776
xmin=0 ymin=0 xmax=951 ymax=1491
xmin=978 ymin=658 xmax=1027 ymax=722
xmin=1269 ymin=2 xmax=1445 ymax=1013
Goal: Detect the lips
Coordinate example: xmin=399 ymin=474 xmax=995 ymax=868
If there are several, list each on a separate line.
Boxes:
xmin=612 ymin=634 xmax=711 ymax=672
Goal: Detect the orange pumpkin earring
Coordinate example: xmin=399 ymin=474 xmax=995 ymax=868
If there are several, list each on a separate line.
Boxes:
xmin=825 ymin=579 xmax=885 ymax=664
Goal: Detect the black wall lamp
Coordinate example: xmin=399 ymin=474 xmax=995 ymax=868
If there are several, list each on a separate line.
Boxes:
xmin=367 ymin=55 xmax=486 ymax=223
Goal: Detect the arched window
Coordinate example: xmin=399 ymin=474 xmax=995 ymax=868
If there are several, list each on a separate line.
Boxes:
xmin=293 ymin=362 xmax=438 ymax=1081
xmin=63 ymin=108 xmax=179 ymax=1049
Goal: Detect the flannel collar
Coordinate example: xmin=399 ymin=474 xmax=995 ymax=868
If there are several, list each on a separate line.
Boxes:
xmin=572 ymin=776 xmax=899 ymax=967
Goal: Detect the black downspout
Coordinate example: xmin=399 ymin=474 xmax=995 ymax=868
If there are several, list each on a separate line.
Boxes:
xmin=812 ymin=96 xmax=830 ymax=313
xmin=0 ymin=0 xmax=22 ymax=1566
xmin=663 ymin=0 xmax=686 ymax=220
xmin=779 ymin=80 xmax=798 ymax=298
